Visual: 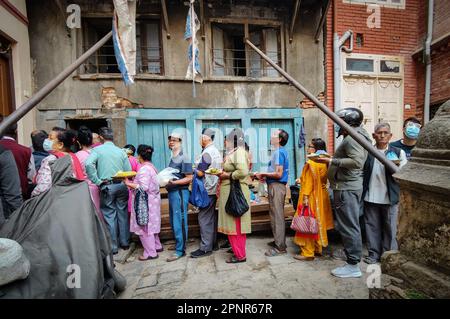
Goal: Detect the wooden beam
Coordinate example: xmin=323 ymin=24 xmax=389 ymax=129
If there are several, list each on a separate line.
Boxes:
xmin=314 ymin=0 xmax=331 ymax=43
xmin=160 ymin=0 xmax=170 ymax=39
xmin=289 ymin=0 xmax=301 ymax=43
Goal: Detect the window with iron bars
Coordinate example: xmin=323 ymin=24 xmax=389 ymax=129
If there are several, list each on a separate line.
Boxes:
xmin=82 ymin=18 xmax=164 ymax=75
xmin=211 ymin=22 xmax=282 ymax=78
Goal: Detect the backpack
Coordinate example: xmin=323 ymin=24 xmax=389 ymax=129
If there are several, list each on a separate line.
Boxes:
xmin=189 ymin=170 xmax=211 ymax=209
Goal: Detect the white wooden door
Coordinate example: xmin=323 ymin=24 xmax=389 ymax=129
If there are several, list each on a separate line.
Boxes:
xmin=377 ymin=79 xmax=403 ymax=140
xmin=342 ymin=77 xmax=376 ymax=138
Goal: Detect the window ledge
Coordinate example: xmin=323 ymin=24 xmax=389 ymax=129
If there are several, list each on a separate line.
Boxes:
xmin=75 ymin=74 xmax=289 ymax=83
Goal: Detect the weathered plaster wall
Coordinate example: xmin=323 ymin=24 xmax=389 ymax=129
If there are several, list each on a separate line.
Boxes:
xmin=27 ymin=0 xmax=326 ymax=145
xmin=0 ymin=0 xmax=34 ymax=145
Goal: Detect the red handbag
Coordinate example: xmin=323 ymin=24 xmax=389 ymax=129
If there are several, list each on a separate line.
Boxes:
xmin=290 ymin=205 xmax=319 ymax=236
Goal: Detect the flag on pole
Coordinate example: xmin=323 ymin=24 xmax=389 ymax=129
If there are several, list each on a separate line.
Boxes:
xmin=112 ymin=0 xmax=136 ymax=86
xmin=184 ymin=0 xmax=203 ymax=87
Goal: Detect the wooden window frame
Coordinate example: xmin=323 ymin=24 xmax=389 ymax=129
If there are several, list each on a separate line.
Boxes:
xmin=79 ymin=16 xmax=164 ymax=76
xmin=209 ymin=18 xmax=285 ymax=81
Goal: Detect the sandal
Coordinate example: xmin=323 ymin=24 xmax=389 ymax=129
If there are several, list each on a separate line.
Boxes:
xmin=138 ymin=255 xmax=158 ymax=261
xmin=226 ymin=248 xmax=234 ymax=254
xmin=226 ymin=256 xmax=246 ymax=263
xmin=264 ymin=247 xmax=287 ymax=257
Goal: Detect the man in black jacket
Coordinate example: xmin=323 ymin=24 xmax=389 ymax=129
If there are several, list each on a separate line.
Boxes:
xmin=0 ymin=145 xmax=23 ymax=226
xmin=362 ymin=123 xmax=407 ymax=264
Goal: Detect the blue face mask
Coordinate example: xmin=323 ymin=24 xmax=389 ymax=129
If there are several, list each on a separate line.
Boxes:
xmin=405 ymin=125 xmax=420 ymax=140
xmin=43 ymin=138 xmax=53 ymax=152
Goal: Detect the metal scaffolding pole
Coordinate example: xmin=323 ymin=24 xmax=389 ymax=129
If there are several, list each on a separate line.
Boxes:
xmin=245 ymin=39 xmax=399 ymax=174
xmin=0 ymin=31 xmax=113 ymax=136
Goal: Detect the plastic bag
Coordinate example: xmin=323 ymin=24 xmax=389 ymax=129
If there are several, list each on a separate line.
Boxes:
xmin=225 ymin=179 xmax=249 ymax=217
xmin=157 ymin=167 xmax=180 ymax=187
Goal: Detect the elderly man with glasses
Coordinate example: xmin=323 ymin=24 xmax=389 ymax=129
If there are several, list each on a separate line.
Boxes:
xmin=165 ymin=132 xmax=193 ymax=262
xmin=362 ymin=122 xmax=407 ymax=264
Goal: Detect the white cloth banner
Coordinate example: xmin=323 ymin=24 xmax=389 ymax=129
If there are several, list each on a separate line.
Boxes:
xmin=112 ymin=0 xmax=136 ymax=85
xmin=184 ymin=0 xmax=203 ymax=84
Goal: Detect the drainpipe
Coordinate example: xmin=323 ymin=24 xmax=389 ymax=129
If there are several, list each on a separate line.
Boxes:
xmin=332 ymin=0 xmax=353 ymax=151
xmin=424 ymin=0 xmax=434 ymax=123
xmin=333 ymin=30 xmax=354 ymax=112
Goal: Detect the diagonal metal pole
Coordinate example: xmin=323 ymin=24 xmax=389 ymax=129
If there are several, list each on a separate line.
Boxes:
xmin=245 ymin=39 xmax=399 ymax=174
xmin=0 ymin=31 xmax=113 ymax=136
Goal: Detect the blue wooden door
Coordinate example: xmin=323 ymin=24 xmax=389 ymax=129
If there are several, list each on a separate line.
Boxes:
xmin=250 ymin=119 xmax=297 ymax=185
xmin=137 ymin=120 xmax=186 ymax=172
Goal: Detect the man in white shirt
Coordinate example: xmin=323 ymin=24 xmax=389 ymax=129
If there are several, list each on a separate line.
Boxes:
xmin=362 ymin=122 xmax=407 ymax=264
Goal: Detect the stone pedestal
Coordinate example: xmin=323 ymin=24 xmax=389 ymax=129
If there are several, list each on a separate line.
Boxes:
xmin=370 ymin=100 xmax=450 ymax=299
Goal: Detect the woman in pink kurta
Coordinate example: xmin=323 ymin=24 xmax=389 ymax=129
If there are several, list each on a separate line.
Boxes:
xmin=75 ymin=127 xmax=101 ymax=219
xmin=124 ymin=145 xmax=162 ymax=261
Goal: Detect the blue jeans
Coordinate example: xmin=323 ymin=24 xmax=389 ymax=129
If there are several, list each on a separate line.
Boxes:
xmin=168 ymin=188 xmax=190 ymax=257
xmin=100 ymin=183 xmax=130 ymax=253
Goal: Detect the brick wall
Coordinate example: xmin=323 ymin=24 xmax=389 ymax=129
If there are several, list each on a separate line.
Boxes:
xmin=325 ymin=0 xmax=425 ymax=151
xmin=433 ymin=0 xmax=450 ymax=40
xmin=415 ymin=0 xmax=450 ymax=117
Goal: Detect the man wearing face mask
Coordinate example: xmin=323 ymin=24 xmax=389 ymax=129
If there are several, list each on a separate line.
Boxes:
xmin=390 ymin=117 xmax=422 ymax=160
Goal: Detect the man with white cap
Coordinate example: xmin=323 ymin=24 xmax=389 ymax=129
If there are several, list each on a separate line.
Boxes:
xmin=165 ymin=131 xmax=193 ymax=262
xmin=190 ymin=128 xmax=223 ymax=258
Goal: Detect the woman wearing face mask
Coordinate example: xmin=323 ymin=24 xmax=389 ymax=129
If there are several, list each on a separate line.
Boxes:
xmin=124 ymin=145 xmax=162 ymax=261
xmin=390 ymin=117 xmax=422 ymax=160
xmin=32 ymin=129 xmax=85 ymax=197
xmin=42 ymin=127 xmax=66 ymax=153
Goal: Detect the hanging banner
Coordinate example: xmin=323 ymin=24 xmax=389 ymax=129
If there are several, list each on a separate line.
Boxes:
xmin=112 ymin=0 xmax=136 ymax=85
xmin=184 ymin=0 xmax=203 ymax=85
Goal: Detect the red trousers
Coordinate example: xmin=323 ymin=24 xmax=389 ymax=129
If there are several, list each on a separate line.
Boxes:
xmin=228 ymin=217 xmax=246 ymax=260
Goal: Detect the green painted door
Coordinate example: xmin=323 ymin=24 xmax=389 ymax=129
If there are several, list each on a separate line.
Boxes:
xmin=250 ymin=119 xmax=297 ymax=185
xmin=137 ymin=120 xmax=186 ymax=172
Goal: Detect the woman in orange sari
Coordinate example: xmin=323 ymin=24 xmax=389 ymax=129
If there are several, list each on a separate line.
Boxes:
xmin=293 ymin=138 xmax=334 ymax=261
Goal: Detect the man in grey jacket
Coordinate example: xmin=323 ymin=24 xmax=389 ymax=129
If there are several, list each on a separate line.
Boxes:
xmin=316 ymin=107 xmax=371 ymax=278
xmin=0 ymin=145 xmax=23 ymax=227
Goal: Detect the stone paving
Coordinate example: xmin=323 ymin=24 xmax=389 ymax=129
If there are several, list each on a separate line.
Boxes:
xmin=115 ymin=235 xmax=370 ymax=299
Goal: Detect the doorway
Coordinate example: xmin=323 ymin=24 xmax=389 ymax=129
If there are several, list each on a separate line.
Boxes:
xmin=0 ymin=34 xmax=13 ymax=119
xmin=65 ymin=119 xmax=109 ymax=133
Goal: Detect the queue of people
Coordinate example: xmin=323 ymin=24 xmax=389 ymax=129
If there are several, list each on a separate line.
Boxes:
xmin=0 ymin=112 xmax=422 ymax=276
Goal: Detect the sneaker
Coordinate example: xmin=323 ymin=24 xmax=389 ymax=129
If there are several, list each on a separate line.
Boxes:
xmin=190 ymin=249 xmax=212 ymax=258
xmin=120 ymin=245 xmax=130 ymax=251
xmin=331 ymin=263 xmax=362 ymax=278
xmin=331 ymin=248 xmax=347 ymax=261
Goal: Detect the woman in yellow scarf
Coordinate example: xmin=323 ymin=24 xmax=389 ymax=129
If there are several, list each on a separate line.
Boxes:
xmin=293 ymin=138 xmax=334 ymax=261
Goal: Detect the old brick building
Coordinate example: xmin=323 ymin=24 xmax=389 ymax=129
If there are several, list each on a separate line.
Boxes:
xmin=322 ymin=0 xmax=448 ymax=151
